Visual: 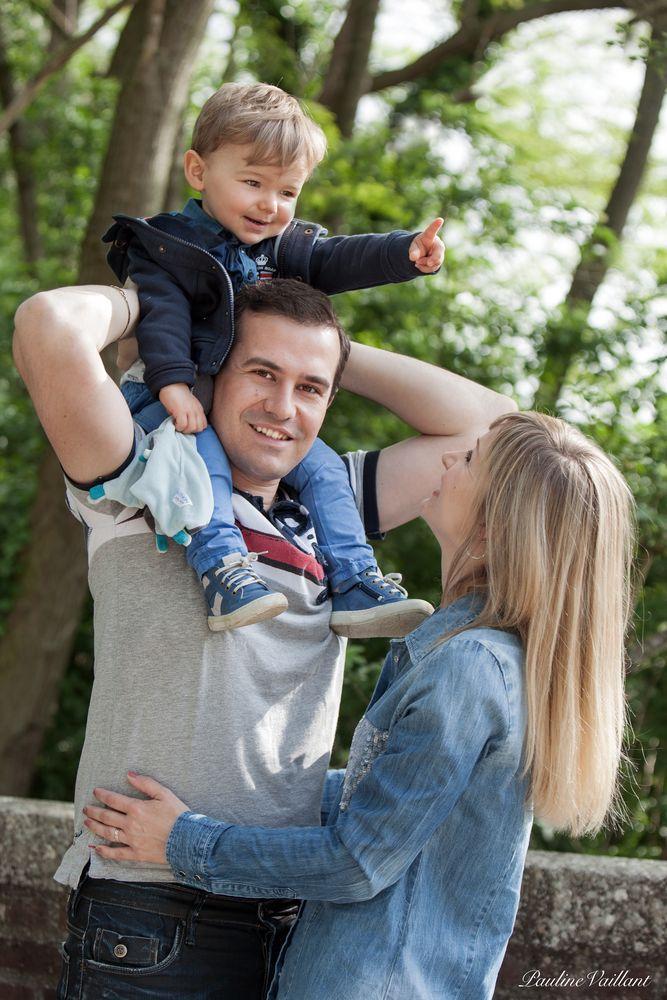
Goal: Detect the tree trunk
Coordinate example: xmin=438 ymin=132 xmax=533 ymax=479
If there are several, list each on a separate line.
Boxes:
xmin=79 ymin=0 xmax=215 ymax=281
xmin=0 ymin=0 xmax=215 ymax=796
xmin=367 ymin=0 xmax=628 ymax=94
xmin=318 ymin=0 xmax=627 ymax=138
xmin=0 ymin=448 xmax=90 ymax=796
xmin=46 ymin=0 xmax=79 ymax=51
xmin=0 ymin=15 xmax=43 ymax=270
xmin=162 ymin=116 xmax=188 ymax=212
xmin=534 ymin=19 xmax=667 ymax=411
xmin=318 ymin=0 xmax=381 ymax=137
xmin=220 ymin=7 xmax=241 ymax=86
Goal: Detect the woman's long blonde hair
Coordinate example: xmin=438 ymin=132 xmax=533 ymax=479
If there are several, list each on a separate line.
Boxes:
xmin=443 ymin=411 xmax=635 ymax=838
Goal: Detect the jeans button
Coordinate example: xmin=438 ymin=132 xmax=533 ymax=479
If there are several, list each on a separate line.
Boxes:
xmin=194 ymin=874 xmax=203 ymax=881
xmin=177 ymin=870 xmax=187 ymax=877
xmin=113 ymin=944 xmax=128 ymax=958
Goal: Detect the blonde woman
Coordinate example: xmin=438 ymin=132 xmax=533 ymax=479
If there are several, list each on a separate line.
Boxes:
xmin=85 ymin=410 xmax=634 ymax=1000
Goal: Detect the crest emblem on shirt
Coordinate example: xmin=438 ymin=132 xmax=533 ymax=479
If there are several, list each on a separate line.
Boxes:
xmin=254 ymin=253 xmax=276 ymax=284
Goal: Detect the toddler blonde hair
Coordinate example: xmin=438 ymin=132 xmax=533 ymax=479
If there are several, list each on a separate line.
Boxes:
xmin=191 ymin=82 xmax=327 ymax=173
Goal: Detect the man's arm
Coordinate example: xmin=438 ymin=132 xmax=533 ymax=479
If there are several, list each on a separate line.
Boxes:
xmin=339 ymin=342 xmax=517 ymax=532
xmin=13 ymin=284 xmax=140 ymax=484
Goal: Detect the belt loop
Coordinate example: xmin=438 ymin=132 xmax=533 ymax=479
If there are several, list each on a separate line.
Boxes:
xmin=185 ymin=891 xmax=207 ymax=947
xmin=68 ymin=860 xmax=90 ymax=918
xmin=258 ymin=902 xmax=278 ymax=996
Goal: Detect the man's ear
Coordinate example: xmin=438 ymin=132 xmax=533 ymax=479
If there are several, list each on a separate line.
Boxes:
xmin=184 ymin=149 xmax=206 ymax=191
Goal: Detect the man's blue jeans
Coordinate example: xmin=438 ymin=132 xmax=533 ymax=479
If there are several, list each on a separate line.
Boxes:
xmin=57 ymin=874 xmax=299 ymax=999
xmin=121 ymin=380 xmax=376 ymax=587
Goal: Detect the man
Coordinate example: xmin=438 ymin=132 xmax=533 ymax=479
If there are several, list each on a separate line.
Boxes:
xmin=13 ymin=278 xmax=515 ymax=997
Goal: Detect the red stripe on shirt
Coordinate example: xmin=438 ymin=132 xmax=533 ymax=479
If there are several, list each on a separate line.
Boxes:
xmin=240 ymin=525 xmax=326 ymax=586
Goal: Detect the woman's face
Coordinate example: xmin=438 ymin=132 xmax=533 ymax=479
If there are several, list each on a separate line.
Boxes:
xmin=421 ymin=431 xmax=492 ymax=558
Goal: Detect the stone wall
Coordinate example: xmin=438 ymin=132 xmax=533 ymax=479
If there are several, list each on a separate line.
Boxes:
xmin=0 ymin=797 xmax=71 ymax=999
xmin=496 ymin=850 xmax=666 ymax=999
xmin=0 ymin=796 xmax=665 ymax=999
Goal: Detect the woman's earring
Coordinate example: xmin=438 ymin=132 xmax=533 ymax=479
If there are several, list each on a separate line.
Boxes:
xmin=466 ymin=548 xmax=486 ymax=561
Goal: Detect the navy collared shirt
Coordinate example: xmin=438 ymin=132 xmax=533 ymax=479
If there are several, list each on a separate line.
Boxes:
xmin=181 ymin=198 xmax=260 ymax=287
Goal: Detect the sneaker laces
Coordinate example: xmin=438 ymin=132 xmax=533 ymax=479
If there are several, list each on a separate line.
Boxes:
xmin=215 ymin=552 xmax=266 ymax=595
xmin=364 ymin=568 xmax=407 ymax=598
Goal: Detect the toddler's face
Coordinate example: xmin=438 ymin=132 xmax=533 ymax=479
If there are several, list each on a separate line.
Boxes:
xmin=184 ymin=143 xmax=309 ymax=245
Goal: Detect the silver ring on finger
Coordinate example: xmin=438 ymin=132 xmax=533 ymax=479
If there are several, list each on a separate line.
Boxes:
xmin=113 ymin=827 xmax=120 ymax=842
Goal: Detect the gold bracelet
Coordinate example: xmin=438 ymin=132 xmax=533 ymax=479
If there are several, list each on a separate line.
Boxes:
xmin=114 ymin=285 xmax=132 ymax=339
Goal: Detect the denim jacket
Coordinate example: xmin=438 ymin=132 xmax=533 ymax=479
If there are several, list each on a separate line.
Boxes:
xmin=102 ymin=201 xmax=423 ymax=398
xmin=168 ymin=594 xmax=533 ymax=1000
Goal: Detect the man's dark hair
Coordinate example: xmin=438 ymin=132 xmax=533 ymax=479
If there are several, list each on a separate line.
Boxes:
xmin=233 ymin=279 xmax=350 ymax=397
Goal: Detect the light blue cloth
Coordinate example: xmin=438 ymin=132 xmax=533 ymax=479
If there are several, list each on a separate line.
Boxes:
xmin=167 ymin=594 xmax=533 ymax=999
xmin=91 ymin=419 xmax=213 ymax=543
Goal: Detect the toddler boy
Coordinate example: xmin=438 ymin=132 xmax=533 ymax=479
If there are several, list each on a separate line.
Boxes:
xmin=103 ymin=82 xmax=444 ymax=636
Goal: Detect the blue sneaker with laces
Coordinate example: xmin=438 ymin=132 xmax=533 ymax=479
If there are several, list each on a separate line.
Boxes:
xmin=330 ymin=567 xmax=434 ymax=639
xmin=202 ymin=552 xmax=288 ymax=632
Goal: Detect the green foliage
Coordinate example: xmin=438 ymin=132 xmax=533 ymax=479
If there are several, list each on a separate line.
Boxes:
xmin=231 ymin=0 xmax=340 ymax=97
xmin=1 ymin=2 xmax=665 ymax=861
xmin=0 ymin=2 xmax=121 ymax=626
xmin=0 ymin=324 xmax=43 ymax=629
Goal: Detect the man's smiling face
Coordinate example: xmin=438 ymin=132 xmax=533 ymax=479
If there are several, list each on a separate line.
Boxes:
xmin=210 ymin=310 xmax=340 ymax=504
